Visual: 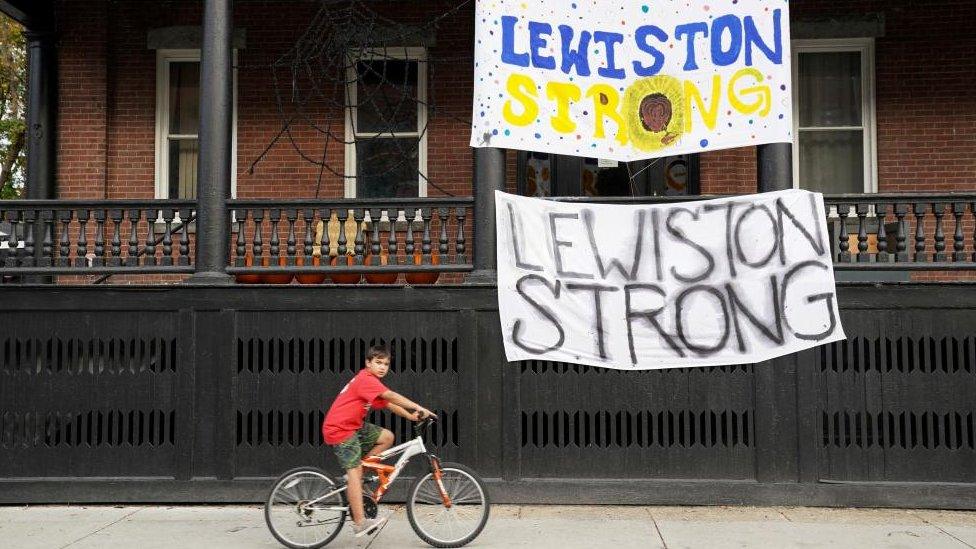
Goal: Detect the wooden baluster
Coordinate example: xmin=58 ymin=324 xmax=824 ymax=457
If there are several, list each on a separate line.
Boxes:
xmin=404 ymin=208 xmax=416 ymax=262
xmin=108 ymin=209 xmax=123 ymax=266
xmin=353 ymin=209 xmax=365 ymax=264
xmin=894 ymin=203 xmax=908 ymax=263
xmin=1 ymin=210 xmax=12 ymax=267
xmin=144 ymin=209 xmax=157 ymax=266
xmin=421 ymin=208 xmax=433 ymax=264
xmin=160 ymin=209 xmax=174 ymax=266
xmin=235 ymin=209 xmax=247 ymax=267
xmin=836 ymin=204 xmax=851 ymax=263
xmin=178 ymin=207 xmax=191 ymax=266
xmin=8 ymin=210 xmax=23 ymax=266
xmin=875 ymin=203 xmax=888 ymax=263
xmin=913 ymin=202 xmax=927 ymax=262
xmin=387 ymin=210 xmax=399 ymax=265
xmin=126 ymin=209 xmax=140 ymax=266
xmin=856 ymin=203 xmax=869 ymax=263
xmin=319 ymin=208 xmax=331 ymax=258
xmin=952 ymin=203 xmax=966 ymax=263
xmin=455 ymin=206 xmax=466 ymax=264
xmin=92 ymin=209 xmax=106 ymax=267
xmin=932 ymin=202 xmax=946 ymax=262
xmin=252 ymin=209 xmax=264 ymax=262
xmin=269 ymin=209 xmax=282 ymax=265
xmin=75 ymin=210 xmax=89 ymax=267
xmin=302 ymin=208 xmax=314 ymax=262
xmin=438 ymin=208 xmax=449 ymax=261
xmin=58 ymin=210 xmax=72 ymax=267
xmin=285 ymin=208 xmax=297 ymax=264
xmin=336 ymin=209 xmax=348 ymax=257
xmin=368 ymin=208 xmax=381 ymax=266
xmin=21 ymin=209 xmax=35 ymax=267
xmin=39 ymin=209 xmax=54 ymax=267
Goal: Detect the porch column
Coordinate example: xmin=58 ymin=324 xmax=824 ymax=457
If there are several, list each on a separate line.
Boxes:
xmin=468 ymin=147 xmax=506 ymax=283
xmin=24 ymin=30 xmax=57 ymax=200
xmin=756 ymin=143 xmax=792 ymax=192
xmin=189 ymin=0 xmax=234 ymax=284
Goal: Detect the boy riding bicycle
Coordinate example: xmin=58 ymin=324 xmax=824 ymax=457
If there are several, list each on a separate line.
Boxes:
xmin=322 ymin=344 xmax=434 ymax=537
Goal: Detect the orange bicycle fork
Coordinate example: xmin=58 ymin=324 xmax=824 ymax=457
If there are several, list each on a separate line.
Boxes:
xmin=427 ymin=454 xmax=453 ymax=508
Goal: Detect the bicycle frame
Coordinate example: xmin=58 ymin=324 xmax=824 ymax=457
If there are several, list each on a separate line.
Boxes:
xmin=303 ymin=432 xmax=444 ymax=512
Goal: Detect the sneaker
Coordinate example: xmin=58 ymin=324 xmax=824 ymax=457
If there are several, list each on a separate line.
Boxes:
xmin=352 ymin=516 xmax=388 ymax=537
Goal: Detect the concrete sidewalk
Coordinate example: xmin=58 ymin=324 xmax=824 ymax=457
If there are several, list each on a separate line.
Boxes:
xmin=2 ymin=505 xmax=975 ymax=549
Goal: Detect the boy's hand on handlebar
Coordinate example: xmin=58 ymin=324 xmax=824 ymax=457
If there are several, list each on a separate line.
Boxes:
xmin=411 ymin=407 xmax=434 ymax=421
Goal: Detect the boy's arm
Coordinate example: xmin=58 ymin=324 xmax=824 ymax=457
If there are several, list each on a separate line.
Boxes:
xmin=380 ymin=390 xmax=433 ymax=419
xmin=387 ymin=402 xmax=421 ymax=421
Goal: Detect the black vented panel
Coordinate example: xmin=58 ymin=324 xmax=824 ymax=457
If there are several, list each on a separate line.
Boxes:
xmin=232 ymin=311 xmax=465 ymax=477
xmin=517 ymin=361 xmax=756 ymax=479
xmin=814 ymin=310 xmax=976 ymax=483
xmin=0 ymin=312 xmax=182 ymax=478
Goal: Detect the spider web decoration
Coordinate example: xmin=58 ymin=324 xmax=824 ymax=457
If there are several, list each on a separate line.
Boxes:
xmin=248 ymin=0 xmax=475 ymax=198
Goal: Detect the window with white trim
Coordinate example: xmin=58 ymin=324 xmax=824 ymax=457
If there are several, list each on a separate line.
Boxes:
xmin=345 ymin=48 xmax=428 ymax=198
xmin=792 ymin=39 xmax=877 ymax=194
xmin=154 ymin=49 xmax=237 ymax=199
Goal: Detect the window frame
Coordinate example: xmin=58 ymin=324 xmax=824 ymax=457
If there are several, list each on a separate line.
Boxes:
xmin=791 ymin=38 xmax=877 ymax=194
xmin=154 ymin=48 xmax=238 ymax=200
xmin=344 ymin=47 xmax=428 ymax=198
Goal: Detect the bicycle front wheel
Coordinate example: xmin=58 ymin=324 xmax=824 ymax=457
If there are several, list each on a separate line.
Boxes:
xmin=265 ymin=466 xmax=346 ymax=549
xmin=406 ymin=462 xmax=490 ymax=548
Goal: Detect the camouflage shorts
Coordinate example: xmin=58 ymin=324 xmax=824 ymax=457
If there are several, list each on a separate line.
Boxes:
xmin=331 ymin=422 xmax=383 ymax=471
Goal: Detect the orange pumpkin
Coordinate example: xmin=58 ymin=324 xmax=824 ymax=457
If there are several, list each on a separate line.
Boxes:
xmin=259 ymin=255 xmax=294 ymax=285
xmin=295 ymin=255 xmax=327 ymax=285
xmin=404 ymin=251 xmax=440 ymax=285
xmin=364 ymin=250 xmax=398 ymax=284
xmin=329 ymin=254 xmax=362 ymax=285
xmin=235 ymin=254 xmax=262 ymax=284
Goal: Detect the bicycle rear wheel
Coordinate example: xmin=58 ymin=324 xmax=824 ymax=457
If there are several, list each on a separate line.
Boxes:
xmin=265 ymin=466 xmax=346 ymax=549
xmin=406 ymin=462 xmax=490 ymax=548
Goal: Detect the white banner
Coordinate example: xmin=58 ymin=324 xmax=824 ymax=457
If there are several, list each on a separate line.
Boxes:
xmin=471 ymin=0 xmax=793 ymax=161
xmin=496 ymin=190 xmax=846 ymax=370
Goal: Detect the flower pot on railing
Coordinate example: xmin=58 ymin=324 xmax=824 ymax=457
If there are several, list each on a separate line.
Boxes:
xmin=329 ymin=254 xmax=362 ymax=285
xmin=259 ymin=256 xmax=294 ymax=285
xmin=404 ymin=250 xmax=440 ymax=285
xmin=295 ymin=255 xmax=327 ymax=285
xmin=364 ymin=251 xmax=399 ymax=284
xmin=235 ymin=254 xmax=262 ymax=284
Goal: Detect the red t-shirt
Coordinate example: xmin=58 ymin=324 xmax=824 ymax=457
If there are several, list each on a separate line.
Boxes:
xmin=322 ymin=369 xmax=389 ymax=445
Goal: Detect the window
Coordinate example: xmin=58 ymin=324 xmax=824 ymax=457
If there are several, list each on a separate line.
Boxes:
xmin=792 ymin=39 xmax=876 ymax=194
xmin=155 ymin=49 xmax=237 ymax=199
xmin=345 ymin=48 xmax=428 ymax=198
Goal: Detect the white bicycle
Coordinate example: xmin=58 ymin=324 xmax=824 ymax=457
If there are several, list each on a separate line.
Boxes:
xmin=265 ymin=416 xmax=490 ymax=548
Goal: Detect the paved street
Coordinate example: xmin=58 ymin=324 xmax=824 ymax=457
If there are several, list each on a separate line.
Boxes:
xmin=2 ymin=504 xmax=975 ymax=549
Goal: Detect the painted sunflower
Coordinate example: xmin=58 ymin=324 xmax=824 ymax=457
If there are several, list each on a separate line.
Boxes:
xmin=623 ymin=75 xmax=685 ymax=152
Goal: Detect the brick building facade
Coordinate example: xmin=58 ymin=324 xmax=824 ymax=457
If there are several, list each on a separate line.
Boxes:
xmin=52 ymin=0 xmax=975 ymax=202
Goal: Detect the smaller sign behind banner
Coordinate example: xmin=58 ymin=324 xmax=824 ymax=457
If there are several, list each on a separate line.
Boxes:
xmin=471 ymin=0 xmax=793 ymax=161
xmin=495 ymin=190 xmax=846 ymax=370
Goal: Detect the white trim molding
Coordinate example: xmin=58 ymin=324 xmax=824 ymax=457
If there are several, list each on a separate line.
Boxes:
xmin=791 ymin=38 xmax=877 ymax=194
xmin=344 ymin=47 xmax=428 ymax=198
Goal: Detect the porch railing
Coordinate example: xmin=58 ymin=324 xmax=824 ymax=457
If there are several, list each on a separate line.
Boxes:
xmin=2 ymin=193 xmax=975 ymax=281
xmin=226 ymin=198 xmax=473 ymax=283
xmin=0 ymin=200 xmax=196 ymax=275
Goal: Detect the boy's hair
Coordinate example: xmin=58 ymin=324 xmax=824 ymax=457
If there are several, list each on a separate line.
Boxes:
xmin=365 ymin=344 xmax=391 ymax=362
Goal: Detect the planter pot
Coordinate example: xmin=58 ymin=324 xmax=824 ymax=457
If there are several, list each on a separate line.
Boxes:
xmin=235 ymin=255 xmax=262 ymax=284
xmin=364 ymin=252 xmax=398 ymax=284
xmin=259 ymin=256 xmax=294 ymax=285
xmin=404 ymin=251 xmax=440 ymax=285
xmin=329 ymin=255 xmax=362 ymax=285
xmin=295 ymin=255 xmax=327 ymax=285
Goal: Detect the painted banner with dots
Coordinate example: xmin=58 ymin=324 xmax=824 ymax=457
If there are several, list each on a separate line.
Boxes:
xmin=471 ymin=0 xmax=793 ymax=162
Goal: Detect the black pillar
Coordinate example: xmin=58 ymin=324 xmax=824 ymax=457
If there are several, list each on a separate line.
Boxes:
xmin=468 ymin=147 xmax=506 ymax=283
xmin=756 ymin=143 xmax=792 ymax=193
xmin=189 ymin=0 xmax=234 ymax=284
xmin=24 ymin=30 xmax=57 ymax=200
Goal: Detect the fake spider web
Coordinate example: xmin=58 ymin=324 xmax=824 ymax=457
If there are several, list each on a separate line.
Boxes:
xmin=248 ymin=0 xmax=475 ymax=198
